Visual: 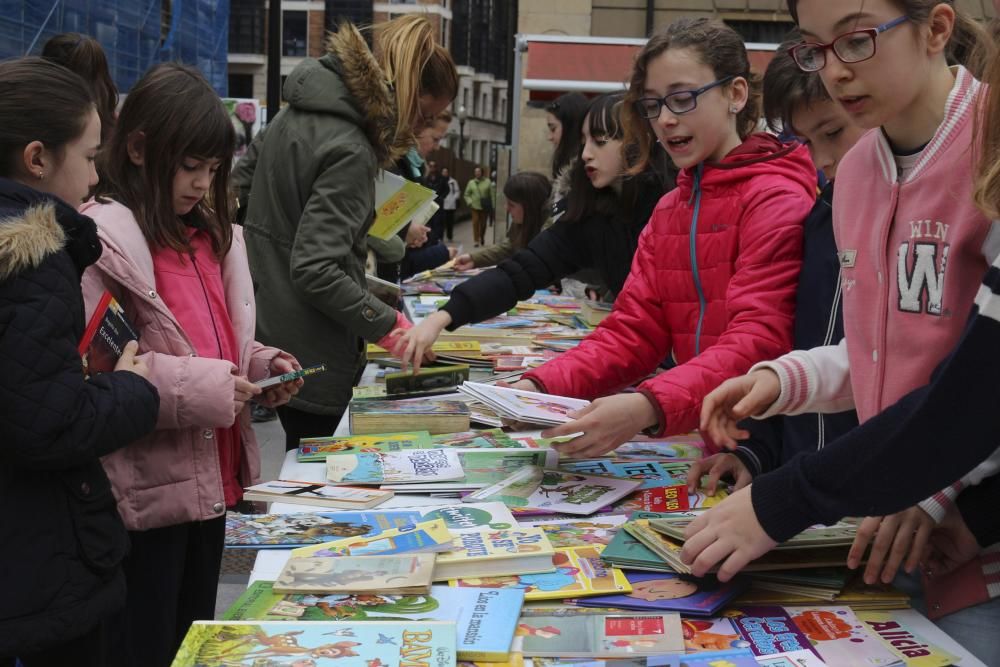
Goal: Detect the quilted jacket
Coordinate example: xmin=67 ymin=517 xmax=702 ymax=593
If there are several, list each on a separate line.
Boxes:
xmin=525 ymin=135 xmax=815 ymax=437
xmin=0 ymin=179 xmax=159 ymax=655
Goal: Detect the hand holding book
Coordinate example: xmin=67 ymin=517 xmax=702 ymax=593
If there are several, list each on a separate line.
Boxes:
xmin=255 ymin=355 xmax=306 ymax=408
xmin=541 ymin=392 xmax=660 ymax=459
xmin=113 ymin=339 xmax=150 ymax=380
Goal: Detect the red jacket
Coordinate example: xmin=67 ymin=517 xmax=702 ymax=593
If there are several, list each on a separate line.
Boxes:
xmin=525 ymin=135 xmax=815 ymax=438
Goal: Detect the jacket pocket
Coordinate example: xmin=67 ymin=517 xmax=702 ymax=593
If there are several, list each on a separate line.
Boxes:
xmin=60 ymin=464 xmax=129 ymax=574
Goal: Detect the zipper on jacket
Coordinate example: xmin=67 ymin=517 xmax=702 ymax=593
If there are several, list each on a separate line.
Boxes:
xmin=873 ymin=185 xmax=901 ymax=413
xmin=190 ymin=249 xmax=226 ymax=360
xmin=816 ymin=267 xmax=844 ymax=451
xmin=689 ymin=163 xmax=707 ymax=356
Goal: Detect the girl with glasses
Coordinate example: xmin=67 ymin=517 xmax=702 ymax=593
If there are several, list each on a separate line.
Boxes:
xmin=689 ymin=1 xmax=1000 ymax=661
xmin=503 ymin=18 xmax=816 ymax=458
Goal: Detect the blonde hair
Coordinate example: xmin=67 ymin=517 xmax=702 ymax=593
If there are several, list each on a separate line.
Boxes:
xmin=374 ymin=14 xmax=458 ymax=147
xmin=975 ymin=54 xmax=1000 ymax=218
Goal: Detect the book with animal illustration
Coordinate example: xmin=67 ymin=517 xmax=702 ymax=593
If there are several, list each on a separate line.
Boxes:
xmin=433 ymin=527 xmax=556 ymax=580
xmin=170 ymin=620 xmax=456 ymax=667
xmin=381 ymin=449 xmax=560 ymax=492
xmin=78 ymin=290 xmax=139 ymax=376
xmin=224 ymin=583 xmax=524 ymax=662
xmin=612 ymin=436 xmax=708 ymax=461
xmin=242 ymin=480 xmax=394 ymax=509
xmin=349 ymin=398 xmax=471 ymax=435
xmin=370 ymin=168 xmax=438 ymax=240
xmin=464 ymin=466 xmax=641 ymax=516
xmin=558 ymin=460 xmax=691 ymax=490
xmin=297 ymin=432 xmax=434 ymax=462
xmin=273 ymin=554 xmax=436 ymax=595
xmin=225 ymin=502 xmax=517 ymax=548
xmin=575 ymin=571 xmax=748 ymax=618
xmin=516 ymin=612 xmax=684 ymax=658
xmin=448 ymin=545 xmax=631 ymax=601
xmin=326 ymin=449 xmax=465 ymax=485
xmin=291 ymin=519 xmax=455 ymax=558
xmin=517 ymin=515 xmax=628 ymax=549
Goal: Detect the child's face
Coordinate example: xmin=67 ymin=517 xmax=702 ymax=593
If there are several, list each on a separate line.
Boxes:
xmin=545 ymin=112 xmax=563 ymax=146
xmin=643 ymin=47 xmax=746 ymax=169
xmin=42 ymin=108 xmax=100 ymax=206
xmin=791 ymin=98 xmax=867 ymax=181
xmin=580 ymin=116 xmax=624 ymax=190
xmin=172 ymin=156 xmax=220 ymax=215
xmin=795 ymin=0 xmax=935 ymax=133
xmin=506 ymin=199 xmax=525 ymax=224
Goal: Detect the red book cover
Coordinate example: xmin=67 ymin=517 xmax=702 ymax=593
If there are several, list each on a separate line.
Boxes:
xmin=78 ymin=291 xmax=139 ymax=376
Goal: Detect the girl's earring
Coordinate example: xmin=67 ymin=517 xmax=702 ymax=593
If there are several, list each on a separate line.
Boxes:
xmin=36 ymin=171 xmax=43 ymax=180
xmin=729 ymin=105 xmax=739 ymax=114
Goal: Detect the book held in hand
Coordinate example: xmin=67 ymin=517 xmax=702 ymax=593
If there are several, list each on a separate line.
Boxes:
xmin=370 ymin=169 xmax=438 ymax=240
xmin=349 ymin=398 xmax=471 ymax=435
xmin=78 ymin=290 xmax=139 ymax=376
xmin=242 ymin=480 xmax=393 ymax=509
xmin=273 ymin=553 xmax=436 ymax=595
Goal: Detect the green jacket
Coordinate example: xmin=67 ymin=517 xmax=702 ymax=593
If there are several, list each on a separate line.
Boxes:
xmin=469 ymin=215 xmax=555 ymax=268
xmin=463 ymin=177 xmax=491 ymax=211
xmin=242 ymin=23 xmax=411 ymax=415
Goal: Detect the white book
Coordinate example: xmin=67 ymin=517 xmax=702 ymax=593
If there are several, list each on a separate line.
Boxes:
xmin=326 ymin=449 xmax=465 ymax=485
xmin=457 ymin=381 xmax=590 ymax=427
xmin=243 ymin=480 xmax=393 ymax=509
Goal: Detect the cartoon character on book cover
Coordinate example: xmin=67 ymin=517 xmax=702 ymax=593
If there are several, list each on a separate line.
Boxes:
xmin=229 ymin=514 xmax=376 ymax=545
xmin=532 ymin=520 xmax=623 ymax=548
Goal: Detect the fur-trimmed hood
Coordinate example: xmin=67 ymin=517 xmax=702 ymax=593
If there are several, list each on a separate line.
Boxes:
xmin=281 ymin=22 xmax=409 ymax=166
xmin=0 ymin=179 xmax=101 ymax=281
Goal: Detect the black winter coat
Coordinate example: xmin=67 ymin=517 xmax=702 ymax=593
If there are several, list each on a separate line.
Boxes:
xmin=0 ymin=179 xmax=159 ymax=656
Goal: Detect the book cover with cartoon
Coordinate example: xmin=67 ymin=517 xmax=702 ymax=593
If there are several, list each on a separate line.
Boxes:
xmin=273 ymin=554 xmax=436 ymax=595
xmin=435 ymin=527 xmax=556 ymax=580
xmin=465 ymin=467 xmax=641 ymax=516
xmin=518 ymin=516 xmax=628 ymax=549
xmin=223 ymin=583 xmax=524 ymax=662
xmin=617 ymin=485 xmax=729 ymax=513
xmin=292 ymin=519 xmax=455 ymax=559
xmin=786 ymin=607 xmax=905 ymax=666
xmin=558 ymin=460 xmax=691 ymax=490
xmin=576 ymin=571 xmax=748 ymax=617
xmin=613 ymin=437 xmax=709 ymax=461
xmin=855 ymin=611 xmax=957 ymax=667
xmin=431 ymin=429 xmax=522 ymax=449
xmin=448 ymin=546 xmax=631 ymax=601
xmin=170 ymin=620 xmax=455 ymax=667
xmin=326 ymin=449 xmax=465 ymax=485
xmin=297 ymin=432 xmax=434 ymax=462
xmin=350 ymin=399 xmax=470 ymax=415
xmin=516 ymin=612 xmax=683 ymax=658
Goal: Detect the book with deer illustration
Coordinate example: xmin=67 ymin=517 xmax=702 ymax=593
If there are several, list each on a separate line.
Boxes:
xmin=434 ymin=527 xmax=556 ymax=580
xmin=349 ymin=398 xmax=471 ymax=435
xmin=517 ymin=612 xmax=683 ymax=659
xmin=464 ymin=466 xmax=641 ymax=516
xmin=575 ymin=570 xmax=748 ymax=618
xmin=273 ymin=553 xmax=436 ymax=595
xmin=517 ymin=515 xmax=628 ymax=549
xmin=170 ymin=620 xmax=456 ymax=667
xmin=297 ymin=431 xmax=434 ymax=462
xmin=223 ymin=583 xmax=523 ymax=662
xmin=448 ymin=545 xmax=631 ymax=601
xmin=558 ymin=460 xmax=691 ymax=490
xmin=290 ymin=519 xmax=455 ymax=559
xmin=226 ymin=502 xmax=517 ymax=549
xmin=326 ymin=448 xmax=465 ymax=485
xmin=381 ymin=449 xmax=560 ymax=492
xmin=78 ymin=290 xmax=139 ymax=376
xmin=242 ymin=480 xmax=394 ymax=509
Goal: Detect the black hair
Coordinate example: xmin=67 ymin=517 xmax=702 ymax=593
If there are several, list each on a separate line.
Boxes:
xmin=546 ymin=92 xmax=590 ymax=178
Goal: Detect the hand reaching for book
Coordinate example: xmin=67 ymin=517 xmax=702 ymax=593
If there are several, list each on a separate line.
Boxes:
xmin=686 ymin=453 xmax=751 ymax=496
xmin=680 ymin=485 xmax=777 ymax=581
xmin=923 ymin=508 xmax=982 ymax=577
xmin=113 ymin=340 xmax=150 ymax=380
xmin=699 ymin=370 xmax=781 ymax=449
xmin=257 ymin=355 xmax=304 ymax=408
xmin=453 ymin=254 xmax=474 ymax=271
xmin=395 ymin=310 xmax=448 ymax=373
xmin=848 ymin=506 xmax=935 ymax=584
xmin=541 ymin=393 xmax=659 ymax=458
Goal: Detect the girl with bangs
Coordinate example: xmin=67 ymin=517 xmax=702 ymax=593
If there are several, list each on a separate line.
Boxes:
xmin=395 ymin=93 xmax=669 ymax=368
xmin=79 ymin=63 xmax=303 ymax=667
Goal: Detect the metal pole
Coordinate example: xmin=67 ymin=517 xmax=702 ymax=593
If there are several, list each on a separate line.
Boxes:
xmin=509 ymin=35 xmax=526 ymax=174
xmin=645 ymin=0 xmax=655 ymax=37
xmin=266 ymin=0 xmax=281 ymax=122
xmin=459 ymin=119 xmax=466 ymax=159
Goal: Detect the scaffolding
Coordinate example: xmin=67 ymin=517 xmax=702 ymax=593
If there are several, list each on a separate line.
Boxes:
xmin=0 ymin=0 xmax=230 ymax=95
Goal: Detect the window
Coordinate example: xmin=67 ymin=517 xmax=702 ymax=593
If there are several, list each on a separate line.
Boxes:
xmin=229 ymin=74 xmax=255 ymax=99
xmin=282 ymin=11 xmax=308 ymax=57
xmin=725 ymin=20 xmax=796 ymax=44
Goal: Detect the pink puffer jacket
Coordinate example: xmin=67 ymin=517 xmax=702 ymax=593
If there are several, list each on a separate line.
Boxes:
xmin=80 ymin=200 xmax=291 ymax=531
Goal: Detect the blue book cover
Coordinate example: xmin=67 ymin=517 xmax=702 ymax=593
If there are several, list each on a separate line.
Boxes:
xmin=171 ymin=620 xmax=456 ymax=666
xmin=575 ymin=571 xmax=748 ymax=617
xmin=559 ymin=460 xmax=691 ymax=489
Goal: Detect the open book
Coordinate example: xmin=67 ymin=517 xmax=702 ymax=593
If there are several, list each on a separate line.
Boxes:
xmin=370 ymin=169 xmax=438 ymax=240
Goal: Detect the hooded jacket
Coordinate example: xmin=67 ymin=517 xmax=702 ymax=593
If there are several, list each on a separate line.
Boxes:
xmin=0 ymin=179 xmax=158 ymax=654
xmin=525 ymin=135 xmax=815 ymax=437
xmin=242 ymin=23 xmax=412 ymax=416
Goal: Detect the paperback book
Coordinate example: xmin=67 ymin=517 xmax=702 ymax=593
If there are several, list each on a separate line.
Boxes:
xmin=683 ymin=607 xmax=817 ymax=657
xmin=273 ymin=553 xmax=436 ymax=595
xmin=517 ymin=515 xmax=628 ymax=548
xmin=297 ymin=431 xmax=434 ymax=462
xmin=616 ymin=486 xmax=728 ymax=514
xmin=223 ymin=582 xmax=524 ymax=662
xmin=370 ymin=169 xmax=438 ymax=240
xmin=170 ymin=620 xmax=456 ymax=667
xmin=431 ymin=429 xmax=521 ymax=448
xmin=650 ymin=519 xmax=857 ymax=550
xmin=349 ymin=398 xmax=471 ymax=435
xmin=78 ymin=290 xmax=139 ymax=376
xmin=559 ymin=460 xmax=691 ymax=490
xmin=457 ymin=381 xmax=590 ymax=427
xmin=385 ymin=364 xmax=470 ymax=395
xmin=381 ymin=449 xmax=559 ymax=493
xmin=785 ymin=606 xmax=904 ymax=666
xmin=325 ymin=448 xmax=465 ymax=485
xmin=433 ymin=526 xmax=556 ymax=580
xmin=464 ymin=467 xmax=642 ymax=516
xmin=242 ymin=480 xmax=394 ymax=509
xmin=517 ymin=612 xmax=684 ymax=658
xmin=855 ymin=610 xmax=958 ymax=667
xmin=299 ymin=519 xmax=456 ymax=558
xmin=574 ymin=570 xmax=748 ymax=618
xmin=611 ymin=436 xmax=708 ymax=461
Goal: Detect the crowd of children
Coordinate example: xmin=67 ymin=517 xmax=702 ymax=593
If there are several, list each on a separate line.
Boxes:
xmin=4 ymin=1 xmax=1000 ymax=665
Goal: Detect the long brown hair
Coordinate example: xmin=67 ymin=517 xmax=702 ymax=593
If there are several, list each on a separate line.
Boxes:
xmin=503 ymin=172 xmax=552 ymax=249
xmin=0 ymin=57 xmax=95 ymax=180
xmin=785 ymin=0 xmax=996 ymax=79
xmin=974 ymin=54 xmax=1000 ymax=218
xmin=42 ymin=33 xmax=118 ymax=145
xmin=623 ymin=18 xmax=762 ymax=174
xmin=96 ymin=63 xmax=234 ymax=259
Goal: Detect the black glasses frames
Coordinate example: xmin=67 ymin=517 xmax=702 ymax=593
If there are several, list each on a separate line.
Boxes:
xmin=634 ymin=75 xmax=736 ymax=120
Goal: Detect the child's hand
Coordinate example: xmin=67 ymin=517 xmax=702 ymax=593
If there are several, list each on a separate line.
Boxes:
xmin=699 ymin=370 xmax=781 ymax=449
xmin=114 ymin=340 xmax=150 ymax=380
xmin=257 ymin=356 xmax=303 ymax=408
xmin=405 ymin=223 xmax=429 ymax=248
xmin=924 ymin=508 xmax=982 ymax=577
xmin=686 ymin=453 xmax=751 ymax=496
xmin=680 ymin=485 xmax=777 ymax=580
xmin=542 ymin=393 xmax=658 ymax=459
xmin=848 ymin=506 xmax=935 ymax=584
xmin=233 ymin=375 xmax=262 ymax=417
xmin=395 ymin=311 xmax=448 ymax=373
xmin=453 ymin=254 xmax=475 ymax=271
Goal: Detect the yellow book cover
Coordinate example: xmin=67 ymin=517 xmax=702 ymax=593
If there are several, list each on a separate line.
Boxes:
xmin=370 ymin=171 xmax=437 ymax=240
xmin=289 ymin=518 xmax=455 ymax=558
xmin=448 ymin=545 xmax=631 ymax=601
xmin=854 ymin=611 xmax=957 ymax=667
xmin=434 ymin=527 xmax=556 ymax=580
xmin=367 ymin=340 xmax=482 ymax=356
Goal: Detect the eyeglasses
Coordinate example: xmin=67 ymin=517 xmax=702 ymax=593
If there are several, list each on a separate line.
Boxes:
xmin=791 ymin=15 xmax=908 ymax=72
xmin=634 ymin=75 xmax=735 ymax=120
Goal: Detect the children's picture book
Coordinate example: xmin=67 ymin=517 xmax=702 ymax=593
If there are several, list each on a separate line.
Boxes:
xmin=242 ymin=480 xmax=394 ymax=509
xmin=517 ymin=515 xmax=628 ymax=549
xmin=386 ymin=364 xmax=471 ymax=395
xmin=326 ymin=449 xmax=465 ymax=485
xmin=683 ymin=607 xmax=816 ymax=656
xmin=651 ymin=519 xmax=858 ymax=550
xmin=559 ymin=460 xmax=691 ymax=490
xmin=349 ymin=398 xmax=471 ymax=435
xmin=431 ymin=429 xmax=522 ymax=449
xmin=170 ymin=620 xmax=456 ymax=667
xmin=297 ymin=431 xmax=435 ymax=462
xmin=616 ymin=485 xmax=728 ymax=513
xmin=517 ymin=612 xmax=684 ymax=658
xmin=578 ymin=300 xmax=613 ymax=327
xmin=457 ymin=381 xmax=590 ymax=427
xmin=255 ymin=363 xmax=326 ymax=389
xmin=464 ymin=467 xmax=641 ymax=516
xmin=575 ymin=571 xmax=747 ymax=618
xmin=273 ymin=554 xmax=436 ymax=595
xmin=366 ymin=273 xmax=403 ymax=308
xmin=785 ymin=606 xmax=905 ymax=666
xmin=449 ymin=546 xmax=631 ymax=601
xmin=434 ymin=526 xmax=556 ymax=580
xmin=223 ymin=583 xmax=524 ymax=662
xmin=382 ymin=449 xmax=560 ymax=492
xmin=370 ymin=169 xmax=438 ymax=240
xmin=78 ymin=290 xmax=139 ymax=376
xmin=855 ymin=610 xmax=958 ymax=667
xmin=226 ymin=502 xmax=518 ymax=549
xmin=368 ymin=340 xmax=481 ymax=357
xmin=612 ymin=437 xmax=708 ymax=461
xmin=299 ymin=519 xmax=456 ymax=558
